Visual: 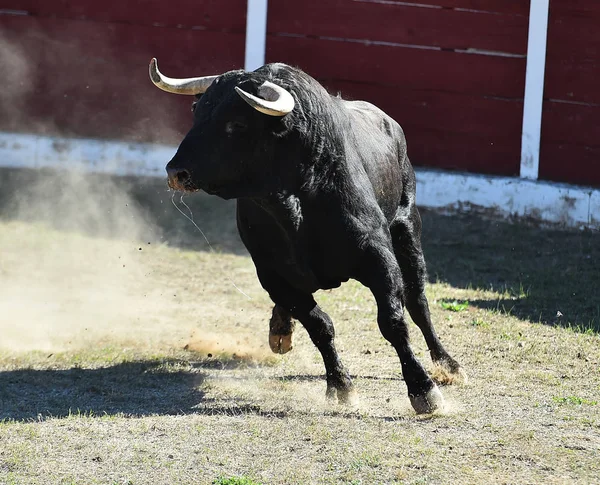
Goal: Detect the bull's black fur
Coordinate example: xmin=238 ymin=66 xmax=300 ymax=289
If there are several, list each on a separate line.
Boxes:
xmin=166 ymin=63 xmax=463 ymax=413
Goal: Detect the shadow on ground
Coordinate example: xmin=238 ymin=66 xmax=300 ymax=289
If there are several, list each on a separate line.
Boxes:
xmin=0 ymin=356 xmax=284 ymax=421
xmin=0 ymin=357 xmax=297 ymax=421
xmin=0 ymin=361 xmax=408 ymax=422
xmin=1 ymin=168 xmax=598 ymax=330
xmin=420 ymin=210 xmax=599 ymax=331
xmin=0 ymin=359 xmax=210 ymax=420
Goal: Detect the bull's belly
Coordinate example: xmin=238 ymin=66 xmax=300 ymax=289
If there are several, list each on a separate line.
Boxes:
xmin=271 ymin=252 xmax=354 ymax=294
xmin=286 ymin=268 xmax=349 ymax=293
xmin=237 ymin=199 xmax=359 ymax=295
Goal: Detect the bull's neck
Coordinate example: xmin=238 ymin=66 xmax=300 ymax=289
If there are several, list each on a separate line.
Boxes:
xmin=246 ymin=191 xmax=304 ymax=235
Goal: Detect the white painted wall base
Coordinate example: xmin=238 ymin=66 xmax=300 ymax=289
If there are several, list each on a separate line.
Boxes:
xmin=0 ymin=132 xmax=172 ymax=178
xmin=416 ymin=170 xmax=598 ymax=229
xmin=1 ymin=132 xmax=598 ymax=229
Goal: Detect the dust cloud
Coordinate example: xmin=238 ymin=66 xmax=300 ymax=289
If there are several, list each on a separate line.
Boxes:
xmin=0 ymin=167 xmax=274 ymax=362
xmin=0 ymin=25 xmax=201 ymax=355
xmin=0 ymin=34 xmax=32 ymax=124
xmin=185 ymin=329 xmax=274 ymax=363
xmin=0 ymin=26 xmax=276 ymax=366
xmin=0 ymin=169 xmax=171 ymax=353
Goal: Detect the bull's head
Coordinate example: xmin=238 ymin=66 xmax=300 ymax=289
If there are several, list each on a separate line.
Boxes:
xmin=149 ymin=58 xmax=295 ymax=199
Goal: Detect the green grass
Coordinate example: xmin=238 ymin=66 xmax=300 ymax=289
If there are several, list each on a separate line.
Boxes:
xmin=553 ymin=396 xmax=598 ymax=406
xmin=213 ymin=477 xmax=263 ymax=485
xmin=440 ymin=300 xmax=469 ymax=312
xmin=470 ymin=319 xmax=490 ymax=328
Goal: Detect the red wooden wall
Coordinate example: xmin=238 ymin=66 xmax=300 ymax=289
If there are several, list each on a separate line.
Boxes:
xmin=540 ymin=1 xmax=600 ymax=187
xmin=0 ymin=1 xmax=246 ymax=144
xmin=266 ymin=0 xmax=530 ymax=177
xmin=1 ymin=1 xmax=599 ymax=186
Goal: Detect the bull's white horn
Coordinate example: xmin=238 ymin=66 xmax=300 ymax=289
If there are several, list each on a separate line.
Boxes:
xmin=235 ymin=81 xmax=295 ymax=116
xmin=149 ymin=58 xmax=218 ymax=95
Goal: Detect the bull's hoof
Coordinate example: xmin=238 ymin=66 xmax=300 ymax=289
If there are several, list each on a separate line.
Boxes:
xmin=269 ymin=333 xmax=293 ymax=354
xmin=409 ymin=385 xmax=445 ymax=414
xmin=326 ymin=385 xmax=357 ymax=405
xmin=431 ymin=358 xmax=468 ymax=386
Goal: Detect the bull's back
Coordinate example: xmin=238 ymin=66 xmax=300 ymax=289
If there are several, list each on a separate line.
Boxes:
xmin=343 ymin=100 xmax=411 ymax=222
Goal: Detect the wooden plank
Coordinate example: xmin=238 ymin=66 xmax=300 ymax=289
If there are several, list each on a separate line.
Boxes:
xmin=327 ymin=80 xmax=523 ymax=138
xmin=268 ymin=0 xmax=528 ymax=54
xmin=385 ymin=0 xmax=529 ymax=16
xmin=541 ymin=101 xmax=600 ymax=148
xmin=539 ymin=100 xmax=600 ymax=187
xmin=544 ymin=10 xmax=600 ymax=104
xmin=538 ymin=1 xmax=600 ymax=186
xmin=0 ymin=15 xmax=244 ymax=142
xmin=267 ymin=35 xmax=526 ymax=99
xmin=545 ymin=7 xmax=600 ymax=57
xmin=539 ymin=143 xmax=600 ymax=187
xmin=0 ymin=0 xmax=247 ymax=31
xmin=326 ymin=80 xmax=522 ymax=175
xmin=548 ymin=0 xmax=600 ymax=17
xmin=408 ymin=129 xmax=521 ymax=176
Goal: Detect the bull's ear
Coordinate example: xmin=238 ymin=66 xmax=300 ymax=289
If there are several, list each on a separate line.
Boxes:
xmin=269 ymin=117 xmax=291 ymax=137
xmin=191 ymin=93 xmax=204 ymax=112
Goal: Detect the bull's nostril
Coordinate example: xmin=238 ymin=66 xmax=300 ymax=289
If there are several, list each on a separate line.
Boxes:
xmin=166 ymin=167 xmax=193 ymax=190
xmin=175 ymin=170 xmax=190 ymax=183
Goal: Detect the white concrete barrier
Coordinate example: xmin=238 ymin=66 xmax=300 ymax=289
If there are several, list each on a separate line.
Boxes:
xmin=1 ymin=131 xmax=597 ymax=229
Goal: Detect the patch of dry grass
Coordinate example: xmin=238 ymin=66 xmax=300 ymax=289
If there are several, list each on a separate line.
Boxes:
xmin=1 ymin=172 xmax=599 ymax=484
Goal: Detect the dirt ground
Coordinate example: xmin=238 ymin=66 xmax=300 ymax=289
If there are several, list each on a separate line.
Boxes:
xmin=0 ymin=169 xmax=598 ymax=485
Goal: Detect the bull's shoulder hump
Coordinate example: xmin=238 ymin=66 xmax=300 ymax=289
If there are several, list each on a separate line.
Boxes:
xmin=345 ymin=100 xmax=397 ymax=123
xmin=345 ymin=99 xmax=381 ymax=111
xmin=343 ymin=100 xmax=403 ymax=138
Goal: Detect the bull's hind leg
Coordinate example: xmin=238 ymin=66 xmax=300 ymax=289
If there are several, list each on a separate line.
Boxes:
xmin=391 ymin=207 xmax=466 ymax=385
xmin=269 ymin=304 xmax=296 ymax=354
xmin=258 ymin=271 xmax=354 ymax=403
xmin=359 ymin=243 xmax=444 ymax=414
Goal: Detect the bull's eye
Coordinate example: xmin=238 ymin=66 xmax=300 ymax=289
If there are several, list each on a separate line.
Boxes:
xmin=191 ymin=101 xmax=198 ymax=112
xmin=225 ymin=121 xmax=248 ymax=134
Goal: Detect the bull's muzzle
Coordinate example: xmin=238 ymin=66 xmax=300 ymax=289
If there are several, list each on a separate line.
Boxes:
xmin=166 ymin=167 xmax=194 ymax=192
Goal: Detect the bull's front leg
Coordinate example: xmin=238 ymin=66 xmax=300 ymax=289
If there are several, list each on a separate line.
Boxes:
xmin=269 ymin=304 xmax=296 ymax=354
xmin=294 ymin=303 xmax=355 ymax=403
xmin=359 ymin=241 xmax=444 ymax=414
xmin=258 ymin=270 xmax=355 ymax=403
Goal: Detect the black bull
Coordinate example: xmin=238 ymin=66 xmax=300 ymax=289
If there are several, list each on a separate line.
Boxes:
xmin=150 ymin=60 xmax=465 ymax=414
